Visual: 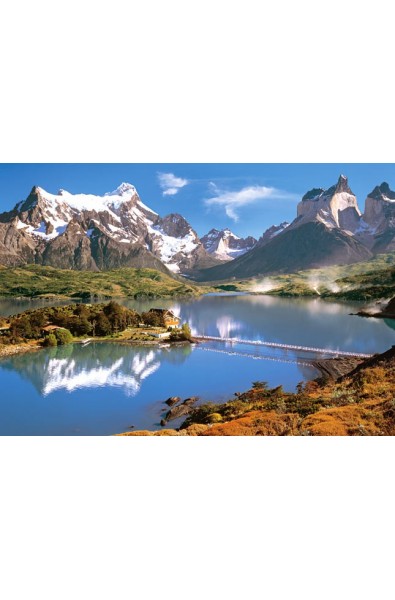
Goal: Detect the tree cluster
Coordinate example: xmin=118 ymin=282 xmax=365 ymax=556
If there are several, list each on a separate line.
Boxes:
xmin=140 ymin=311 xmax=164 ymax=327
xmin=0 ymin=301 xmax=141 ymax=344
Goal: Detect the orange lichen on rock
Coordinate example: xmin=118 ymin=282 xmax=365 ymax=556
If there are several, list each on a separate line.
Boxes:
xmin=202 ymin=411 xmax=300 ymax=436
xmin=301 ymin=405 xmax=382 ymax=436
xmin=118 ymin=423 xmax=209 ymax=436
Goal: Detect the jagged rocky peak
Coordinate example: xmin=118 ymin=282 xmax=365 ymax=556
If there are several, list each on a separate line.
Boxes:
xmin=302 ymin=188 xmax=325 ymax=201
xmin=222 ymin=228 xmax=238 ymax=238
xmin=156 ymin=213 xmax=196 ymax=239
xmin=105 ymin=182 xmax=138 ymax=196
xmin=297 ymin=174 xmax=361 ymax=233
xmin=363 ymin=182 xmax=395 ymax=243
xmin=258 ymin=222 xmax=289 ymax=246
xmin=367 ymin=182 xmax=395 ymax=201
xmin=17 ymin=185 xmax=45 ymax=212
xmin=335 ymin=174 xmax=353 ymax=194
xmin=201 ymin=227 xmax=257 ymax=261
xmin=301 ymin=175 xmax=354 ymax=203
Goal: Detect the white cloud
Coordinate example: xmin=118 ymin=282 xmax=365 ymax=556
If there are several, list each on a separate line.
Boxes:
xmin=205 ymin=184 xmax=296 ymax=221
xmin=158 ymin=172 xmax=189 ymax=196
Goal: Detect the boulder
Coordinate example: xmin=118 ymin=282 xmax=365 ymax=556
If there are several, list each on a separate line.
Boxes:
xmin=161 ymin=397 xmax=199 ymax=425
xmin=183 ymin=396 xmax=199 ymax=406
xmin=165 ymin=396 xmax=181 ymax=406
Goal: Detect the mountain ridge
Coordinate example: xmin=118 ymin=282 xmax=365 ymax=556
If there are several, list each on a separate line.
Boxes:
xmin=1 ymin=176 xmax=395 ymax=281
xmin=0 ymin=184 xmax=219 ymax=275
xmin=194 ymin=175 xmax=392 ymax=281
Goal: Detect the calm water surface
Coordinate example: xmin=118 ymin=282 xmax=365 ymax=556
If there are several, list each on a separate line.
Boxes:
xmin=0 ymin=294 xmax=394 ymax=435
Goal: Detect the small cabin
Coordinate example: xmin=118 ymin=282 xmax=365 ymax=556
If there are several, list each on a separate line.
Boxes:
xmin=148 ymin=308 xmax=181 ymax=328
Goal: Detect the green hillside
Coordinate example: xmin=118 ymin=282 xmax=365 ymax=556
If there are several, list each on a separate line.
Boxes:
xmin=237 ymin=253 xmax=395 ymax=300
xmin=0 ymin=265 xmax=208 ymax=299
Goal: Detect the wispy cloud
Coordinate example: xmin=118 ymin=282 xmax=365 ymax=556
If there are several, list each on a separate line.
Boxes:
xmin=205 ymin=184 xmax=297 ymax=222
xmin=158 ymin=172 xmax=189 ymax=196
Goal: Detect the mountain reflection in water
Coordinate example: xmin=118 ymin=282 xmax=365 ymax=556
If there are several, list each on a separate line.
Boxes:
xmin=1 ymin=342 xmax=191 ymax=397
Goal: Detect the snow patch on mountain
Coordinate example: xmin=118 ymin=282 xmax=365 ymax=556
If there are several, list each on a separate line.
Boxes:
xmin=257 ymin=222 xmax=290 ymax=247
xmin=201 ymin=228 xmax=257 ymax=261
xmin=36 ymin=183 xmax=157 ymax=221
xmin=270 ymin=223 xmax=289 ymax=237
xmin=105 ymin=182 xmax=138 ymax=197
xmin=148 ymin=224 xmax=198 ymax=273
xmin=16 ymin=219 xmax=29 ymax=230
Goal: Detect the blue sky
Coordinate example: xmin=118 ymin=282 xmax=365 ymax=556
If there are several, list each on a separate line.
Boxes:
xmin=1 ymin=164 xmax=395 ymax=238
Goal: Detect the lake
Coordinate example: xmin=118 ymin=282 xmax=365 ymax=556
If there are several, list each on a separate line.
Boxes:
xmin=0 ymin=294 xmax=394 ymax=435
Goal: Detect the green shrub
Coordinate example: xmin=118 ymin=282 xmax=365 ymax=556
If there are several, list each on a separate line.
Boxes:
xmin=44 ymin=333 xmax=58 ymax=347
xmin=181 ymin=323 xmax=192 ymax=340
xmin=252 ymin=381 xmax=269 ymax=390
xmin=208 ymin=413 xmax=223 ymax=423
xmin=55 ymin=328 xmax=73 ymax=345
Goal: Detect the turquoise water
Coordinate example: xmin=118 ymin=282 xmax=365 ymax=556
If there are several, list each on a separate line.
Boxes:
xmin=0 ymin=294 xmax=394 ymax=435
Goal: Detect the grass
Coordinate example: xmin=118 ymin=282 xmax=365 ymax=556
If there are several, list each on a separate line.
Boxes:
xmin=220 ymin=253 xmax=395 ymax=301
xmin=0 ymin=265 xmax=212 ymax=299
xmin=2 ymin=254 xmax=395 ymax=303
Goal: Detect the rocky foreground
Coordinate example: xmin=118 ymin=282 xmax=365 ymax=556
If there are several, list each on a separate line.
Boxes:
xmin=120 ymin=346 xmax=395 ymax=436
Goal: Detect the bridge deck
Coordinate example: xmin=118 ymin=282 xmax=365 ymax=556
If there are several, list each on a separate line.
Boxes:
xmin=195 ymin=346 xmax=313 ymax=366
xmin=194 ymin=335 xmax=372 ymax=359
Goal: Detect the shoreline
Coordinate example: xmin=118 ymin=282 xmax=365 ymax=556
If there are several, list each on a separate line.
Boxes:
xmin=119 ymin=348 xmax=395 ymax=436
xmin=355 ymin=310 xmax=395 ymax=320
xmin=0 ymin=291 xmax=204 ymax=302
xmin=0 ymin=336 xmax=193 ymax=359
xmin=0 ymin=341 xmax=42 ymax=358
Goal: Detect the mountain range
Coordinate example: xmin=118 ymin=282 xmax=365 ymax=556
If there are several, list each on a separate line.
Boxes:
xmin=195 ymin=175 xmax=395 ymax=281
xmin=0 ymin=176 xmax=394 ymax=281
xmin=0 ymin=183 xmax=219 ymax=275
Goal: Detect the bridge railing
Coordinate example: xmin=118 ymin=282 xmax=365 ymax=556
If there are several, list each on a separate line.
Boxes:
xmin=194 ymin=335 xmax=372 ymax=359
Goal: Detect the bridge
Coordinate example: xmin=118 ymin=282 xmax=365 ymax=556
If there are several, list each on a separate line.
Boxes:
xmin=194 ymin=335 xmax=372 ymax=359
xmin=195 ymin=346 xmax=313 ymax=367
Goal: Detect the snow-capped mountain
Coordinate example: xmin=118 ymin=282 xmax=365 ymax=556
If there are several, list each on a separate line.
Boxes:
xmin=295 ymin=174 xmax=361 ymax=233
xmin=0 ymin=183 xmax=218 ymax=274
xmin=361 ymin=182 xmax=395 ymax=252
xmin=4 ymin=176 xmax=395 ymax=281
xmin=148 ymin=213 xmax=216 ymax=273
xmin=196 ymin=175 xmax=373 ymax=281
xmin=201 ymin=228 xmax=257 ymax=261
